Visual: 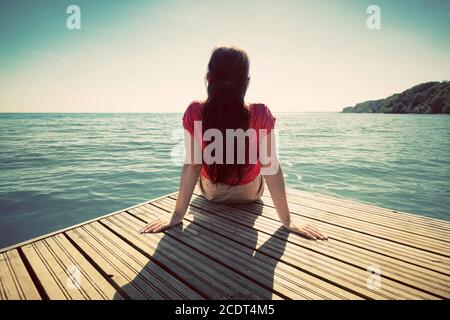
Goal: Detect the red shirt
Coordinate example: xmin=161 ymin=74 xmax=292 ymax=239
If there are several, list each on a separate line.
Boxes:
xmin=182 ymin=101 xmax=276 ymax=185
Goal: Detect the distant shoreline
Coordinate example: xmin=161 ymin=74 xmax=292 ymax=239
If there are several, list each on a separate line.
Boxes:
xmin=342 ymin=81 xmax=450 ymax=114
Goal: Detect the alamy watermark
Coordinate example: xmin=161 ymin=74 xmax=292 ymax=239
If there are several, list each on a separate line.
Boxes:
xmin=64 ymin=5 xmax=380 ymax=31
xmin=66 ymin=5 xmax=81 ymax=30
xmin=66 ymin=265 xmax=81 ymax=290
xmin=366 ymin=263 xmax=382 ymax=289
xmin=366 ymin=5 xmax=381 ymax=30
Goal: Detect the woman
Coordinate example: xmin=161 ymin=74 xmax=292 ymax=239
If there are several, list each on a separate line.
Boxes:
xmin=140 ymin=47 xmax=327 ymax=240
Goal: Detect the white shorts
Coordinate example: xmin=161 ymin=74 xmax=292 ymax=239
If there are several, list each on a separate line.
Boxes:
xmin=198 ymin=174 xmax=264 ymax=204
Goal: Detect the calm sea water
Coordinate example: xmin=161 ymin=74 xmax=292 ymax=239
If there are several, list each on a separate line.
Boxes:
xmin=0 ymin=113 xmax=449 ymax=248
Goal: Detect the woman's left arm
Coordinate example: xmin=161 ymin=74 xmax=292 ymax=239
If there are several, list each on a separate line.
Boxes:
xmin=139 ymin=163 xmax=200 ymax=233
xmin=140 ymin=130 xmax=201 ymax=233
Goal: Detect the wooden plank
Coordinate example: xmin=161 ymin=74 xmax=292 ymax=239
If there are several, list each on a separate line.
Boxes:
xmin=66 ymin=222 xmax=202 ymax=300
xmin=285 ymin=187 xmax=450 ymax=229
xmin=276 ymin=191 xmax=450 ymax=241
xmin=223 ymin=194 xmax=450 ymax=275
xmin=22 ymin=240 xmax=83 ymax=299
xmin=21 ymin=234 xmax=120 ymax=300
xmin=183 ymin=194 xmax=450 ymax=299
xmin=47 ymin=234 xmax=120 ymax=299
xmin=157 ymin=196 xmax=439 ymax=299
xmin=101 ymin=213 xmax=283 ymax=299
xmin=0 ymin=250 xmax=40 ymax=300
xmin=284 ymin=188 xmax=450 ymax=231
xmin=257 ymin=193 xmax=449 ymax=257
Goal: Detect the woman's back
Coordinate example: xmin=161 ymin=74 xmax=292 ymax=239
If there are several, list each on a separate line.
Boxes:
xmin=182 ymin=101 xmax=276 ymax=185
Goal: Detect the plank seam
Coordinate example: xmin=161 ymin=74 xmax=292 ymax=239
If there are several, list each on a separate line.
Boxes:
xmin=42 ymin=240 xmax=90 ymax=300
xmin=65 ymin=230 xmax=133 ymax=300
xmin=53 ymin=235 xmax=109 ymax=300
xmin=62 ymin=232 xmax=129 ymax=300
xmin=17 ymin=247 xmax=49 ymax=300
xmin=5 ymin=251 xmax=25 ymax=299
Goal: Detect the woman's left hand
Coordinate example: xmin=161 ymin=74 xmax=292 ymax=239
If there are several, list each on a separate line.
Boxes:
xmin=139 ymin=212 xmax=184 ymax=233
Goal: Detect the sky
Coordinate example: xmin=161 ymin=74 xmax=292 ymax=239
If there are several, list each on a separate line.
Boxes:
xmin=0 ymin=0 xmax=449 ymax=112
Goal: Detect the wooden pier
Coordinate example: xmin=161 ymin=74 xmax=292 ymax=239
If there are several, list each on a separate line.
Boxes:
xmin=1 ymin=186 xmax=449 ymax=300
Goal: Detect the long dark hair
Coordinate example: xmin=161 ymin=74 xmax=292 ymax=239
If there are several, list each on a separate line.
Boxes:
xmin=202 ymin=47 xmax=251 ymax=185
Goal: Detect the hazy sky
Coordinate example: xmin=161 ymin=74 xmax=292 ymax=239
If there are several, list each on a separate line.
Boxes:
xmin=0 ymin=0 xmax=449 ymax=112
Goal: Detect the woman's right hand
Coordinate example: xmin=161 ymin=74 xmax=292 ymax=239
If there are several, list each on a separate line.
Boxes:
xmin=139 ymin=212 xmax=184 ymax=233
xmin=282 ymin=216 xmax=328 ymax=240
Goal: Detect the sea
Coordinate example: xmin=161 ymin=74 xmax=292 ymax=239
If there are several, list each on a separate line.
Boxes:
xmin=0 ymin=113 xmax=449 ymax=248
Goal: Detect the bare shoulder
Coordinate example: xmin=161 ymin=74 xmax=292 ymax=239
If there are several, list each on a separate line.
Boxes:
xmin=248 ymin=102 xmax=271 ymax=115
xmin=185 ymin=100 xmax=205 ymax=116
xmin=187 ymin=100 xmax=204 ymax=109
